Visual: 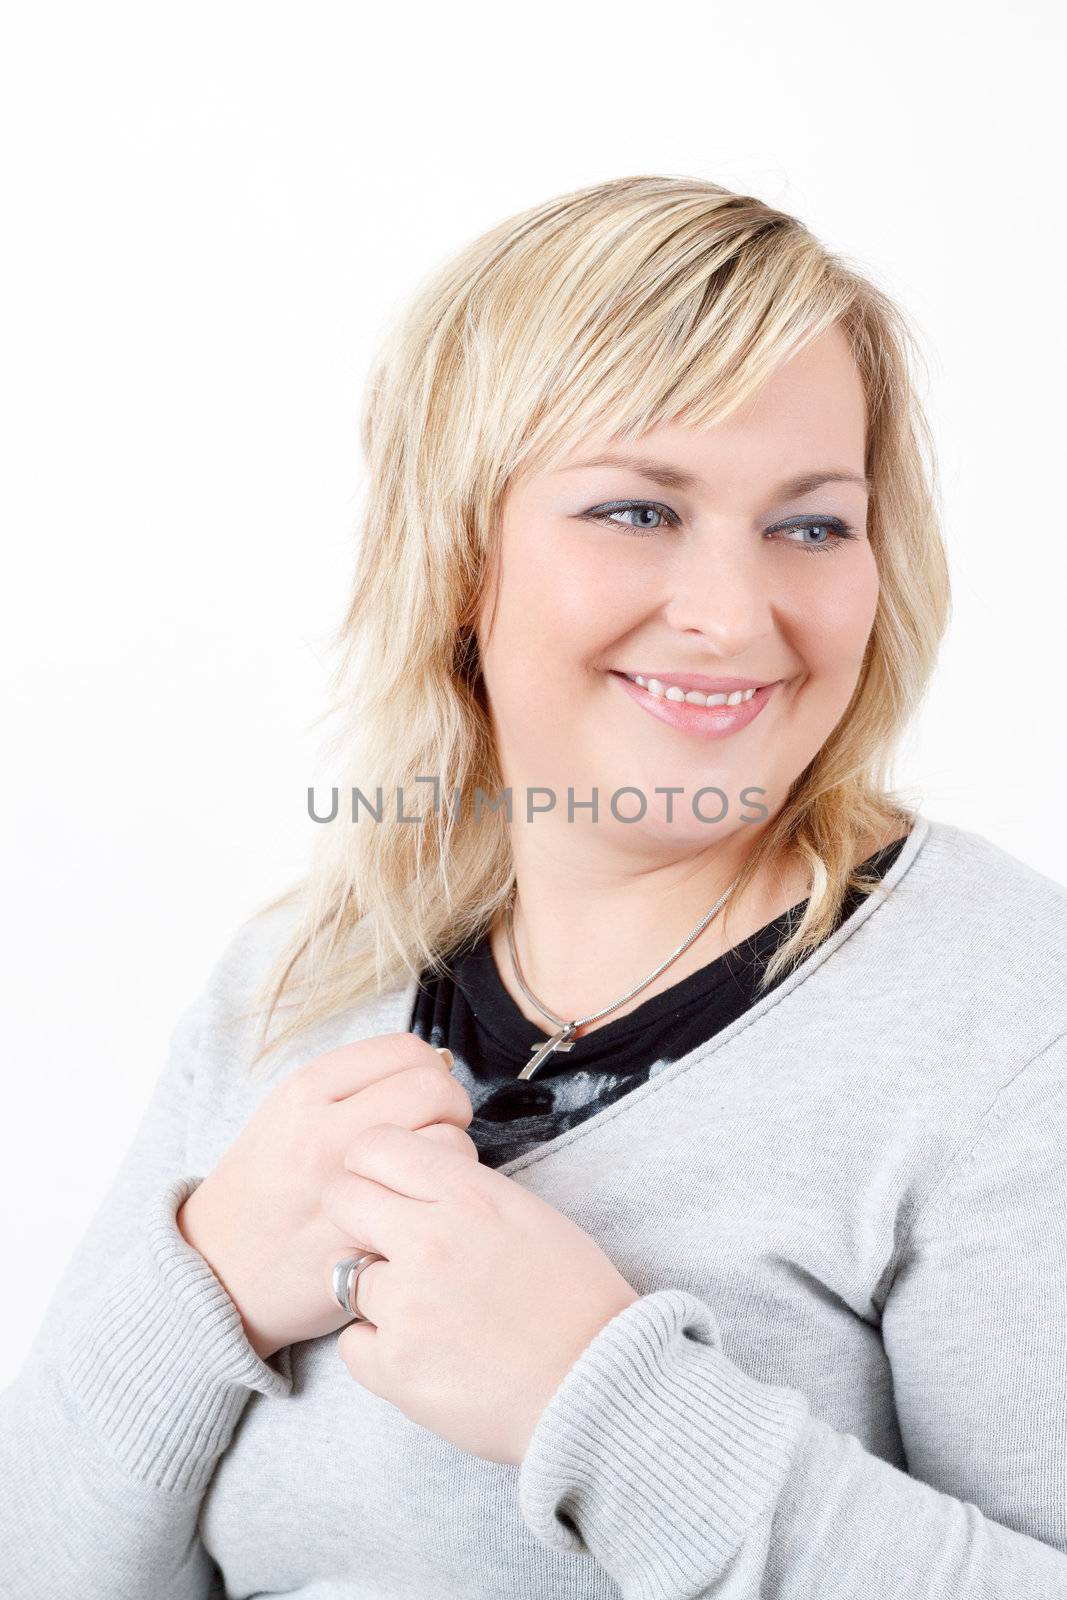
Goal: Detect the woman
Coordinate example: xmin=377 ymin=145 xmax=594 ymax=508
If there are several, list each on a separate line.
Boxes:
xmin=4 ymin=175 xmax=1066 ymax=1598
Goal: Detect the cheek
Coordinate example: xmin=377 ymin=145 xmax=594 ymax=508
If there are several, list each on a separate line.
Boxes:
xmin=476 ymin=549 xmax=581 ymax=719
xmin=489 ymin=533 xmax=638 ymax=672
xmin=791 ymin=550 xmax=880 ymax=671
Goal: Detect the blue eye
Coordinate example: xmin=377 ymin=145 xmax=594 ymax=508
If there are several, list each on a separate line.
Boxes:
xmin=582 ymin=500 xmax=859 ymax=553
xmin=769 ymin=517 xmax=859 ymax=554
xmin=583 ymin=500 xmax=675 ymax=534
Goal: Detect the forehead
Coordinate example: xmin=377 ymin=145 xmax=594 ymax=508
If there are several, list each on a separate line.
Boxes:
xmin=553 ymin=325 xmax=867 ymax=494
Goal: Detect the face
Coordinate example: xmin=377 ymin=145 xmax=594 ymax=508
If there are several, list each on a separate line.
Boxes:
xmin=475 ymin=323 xmax=879 ymax=859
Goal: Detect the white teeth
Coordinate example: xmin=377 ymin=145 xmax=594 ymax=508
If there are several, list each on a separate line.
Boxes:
xmin=632 ymin=676 xmax=758 ymax=708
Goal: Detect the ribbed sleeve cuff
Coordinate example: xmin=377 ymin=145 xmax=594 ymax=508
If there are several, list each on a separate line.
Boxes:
xmin=517 ymin=1288 xmax=810 ymax=1600
xmin=57 ymin=1174 xmax=293 ymax=1494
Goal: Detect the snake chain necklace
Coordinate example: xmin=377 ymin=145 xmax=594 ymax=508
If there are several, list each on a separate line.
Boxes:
xmin=504 ymin=872 xmax=744 ymax=1079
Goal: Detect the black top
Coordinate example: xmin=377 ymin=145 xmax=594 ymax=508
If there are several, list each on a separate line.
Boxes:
xmin=408 ymin=835 xmax=909 ymax=1170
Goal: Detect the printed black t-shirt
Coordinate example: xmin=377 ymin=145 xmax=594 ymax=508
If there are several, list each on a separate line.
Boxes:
xmin=407 ymin=835 xmax=909 ymax=1170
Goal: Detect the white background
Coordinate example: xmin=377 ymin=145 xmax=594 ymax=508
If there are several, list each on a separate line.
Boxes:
xmin=1 ymin=1 xmax=1064 ymax=1377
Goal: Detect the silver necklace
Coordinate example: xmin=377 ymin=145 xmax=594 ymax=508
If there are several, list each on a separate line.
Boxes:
xmin=505 ymin=872 xmax=744 ymax=1079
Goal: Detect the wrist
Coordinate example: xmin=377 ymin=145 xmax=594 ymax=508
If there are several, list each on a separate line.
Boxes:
xmin=176 ymin=1189 xmax=280 ymax=1363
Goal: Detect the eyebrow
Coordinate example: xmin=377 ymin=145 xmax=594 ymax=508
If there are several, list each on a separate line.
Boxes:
xmin=556 ymin=452 xmax=872 ymax=498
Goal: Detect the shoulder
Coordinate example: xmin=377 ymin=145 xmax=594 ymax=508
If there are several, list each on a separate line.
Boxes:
xmin=916 ymin=815 xmax=1067 ymax=897
xmin=907 ymin=816 xmax=1067 ymax=948
xmin=834 ymin=819 xmax=1067 ymax=1215
xmin=174 ymin=891 xmax=310 ymax=1089
xmin=182 ymin=889 xmax=413 ymax=1100
xmin=203 ymin=890 xmax=309 ymax=1004
xmin=879 ymin=812 xmax=1067 ymax=1052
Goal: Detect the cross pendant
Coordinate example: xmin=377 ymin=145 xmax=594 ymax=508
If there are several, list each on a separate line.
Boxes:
xmin=518 ymin=1024 xmax=577 ymax=1080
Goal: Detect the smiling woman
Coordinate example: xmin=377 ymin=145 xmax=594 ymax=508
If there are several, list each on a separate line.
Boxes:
xmin=243 ymin=180 xmax=953 ymax=1051
xmin=4 ymin=174 xmax=1066 ymax=1600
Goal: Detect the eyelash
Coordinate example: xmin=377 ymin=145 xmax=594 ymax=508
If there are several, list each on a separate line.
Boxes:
xmin=582 ymin=500 xmax=859 ymax=554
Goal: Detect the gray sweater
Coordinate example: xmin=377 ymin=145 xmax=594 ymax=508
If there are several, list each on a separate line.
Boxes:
xmin=3 ymin=813 xmax=1067 ymax=1599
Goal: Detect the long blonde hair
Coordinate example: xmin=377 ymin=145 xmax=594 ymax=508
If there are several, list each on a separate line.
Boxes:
xmin=238 ymin=173 xmax=949 ymax=1076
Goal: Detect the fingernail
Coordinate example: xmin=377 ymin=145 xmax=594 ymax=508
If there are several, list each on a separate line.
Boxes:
xmin=435 ymin=1047 xmax=456 ymax=1070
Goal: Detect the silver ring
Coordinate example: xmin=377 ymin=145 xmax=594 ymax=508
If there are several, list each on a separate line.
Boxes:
xmin=332 ymin=1252 xmax=384 ymax=1323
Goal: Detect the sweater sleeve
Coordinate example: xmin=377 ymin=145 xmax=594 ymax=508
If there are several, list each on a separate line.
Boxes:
xmin=0 ymin=982 xmax=294 ymax=1600
xmin=517 ymin=1029 xmax=1067 ymax=1600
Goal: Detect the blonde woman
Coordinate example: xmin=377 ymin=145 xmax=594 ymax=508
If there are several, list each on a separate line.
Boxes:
xmin=4 ymin=175 xmax=1066 ymax=1598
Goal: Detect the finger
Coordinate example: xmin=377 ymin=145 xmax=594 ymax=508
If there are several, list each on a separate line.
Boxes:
xmin=325 ymin=1126 xmax=478 ymax=1255
xmin=294 ymin=1032 xmax=455 ymax=1104
xmin=331 ymin=1061 xmax=473 ymax=1146
xmin=330 ymin=1250 xmax=386 ymax=1336
xmin=345 ymin=1121 xmax=475 ymax=1201
xmin=321 ymin=1166 xmax=413 ymax=1259
xmin=336 ymin=1310 xmax=382 ymax=1389
xmin=415 ymin=1123 xmax=480 ymax=1161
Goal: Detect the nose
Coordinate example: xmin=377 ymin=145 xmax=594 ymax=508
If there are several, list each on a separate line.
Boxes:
xmin=660 ymin=527 xmax=779 ymax=656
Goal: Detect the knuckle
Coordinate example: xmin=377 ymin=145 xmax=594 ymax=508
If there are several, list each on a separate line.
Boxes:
xmin=420 ymin=1065 xmax=472 ymax=1120
xmin=349 ymin=1120 xmax=392 ymax=1159
xmin=457 ymin=1129 xmax=480 ymax=1161
xmin=448 ymin=1079 xmax=474 ymax=1124
xmin=433 ymin=1123 xmax=480 ymax=1162
xmin=412 ymin=1063 xmax=451 ymax=1101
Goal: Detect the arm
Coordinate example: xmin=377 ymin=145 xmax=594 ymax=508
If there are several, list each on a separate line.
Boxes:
xmin=0 ymin=980 xmax=293 ymax=1600
xmin=517 ymin=1030 xmax=1067 ymax=1599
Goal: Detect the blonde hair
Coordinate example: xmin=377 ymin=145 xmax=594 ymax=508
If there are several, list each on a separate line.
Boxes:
xmin=238 ymin=173 xmax=949 ymax=1076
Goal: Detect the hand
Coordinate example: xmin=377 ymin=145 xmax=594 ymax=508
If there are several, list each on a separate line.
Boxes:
xmin=320 ymin=1122 xmax=641 ymax=1467
xmin=176 ymin=1035 xmax=477 ymax=1361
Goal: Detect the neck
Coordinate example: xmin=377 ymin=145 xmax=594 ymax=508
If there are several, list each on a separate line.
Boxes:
xmin=487 ymin=820 xmax=810 ymax=1037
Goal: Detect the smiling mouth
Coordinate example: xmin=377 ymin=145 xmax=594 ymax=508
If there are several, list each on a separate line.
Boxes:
xmin=609 ymin=671 xmax=783 ymax=708
xmin=606 ymin=669 xmax=786 ymax=740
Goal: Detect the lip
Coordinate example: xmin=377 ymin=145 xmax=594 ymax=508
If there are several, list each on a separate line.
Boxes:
xmin=609 ymin=670 xmax=782 ymax=738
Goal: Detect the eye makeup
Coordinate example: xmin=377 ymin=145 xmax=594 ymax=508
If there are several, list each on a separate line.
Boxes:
xmin=580 ymin=499 xmax=859 ymax=554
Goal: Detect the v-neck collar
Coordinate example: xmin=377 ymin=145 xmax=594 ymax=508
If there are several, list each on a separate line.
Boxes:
xmin=446 ymin=830 xmax=911 ymax=1068
xmin=366 ymin=813 xmax=934 ymax=1180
